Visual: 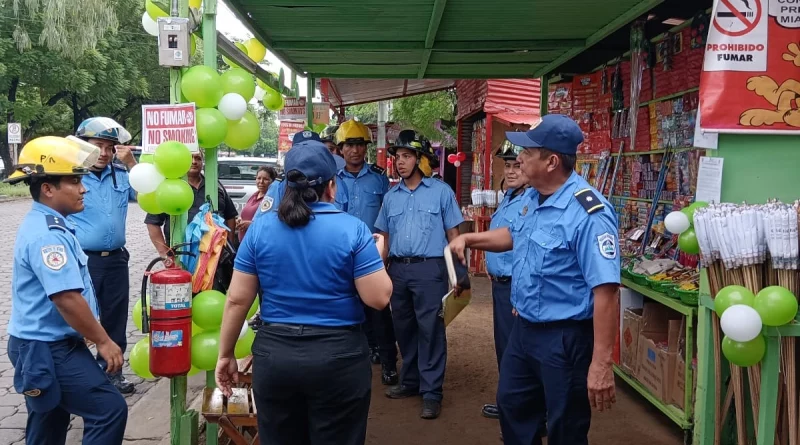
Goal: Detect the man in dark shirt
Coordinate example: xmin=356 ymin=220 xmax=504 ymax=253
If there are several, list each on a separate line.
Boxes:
xmin=145 ymin=151 xmax=238 ymax=258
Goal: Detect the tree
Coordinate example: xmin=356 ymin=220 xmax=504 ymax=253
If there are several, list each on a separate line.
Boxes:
xmin=391 ymin=90 xmax=457 ymax=143
xmin=346 ymin=102 xmax=378 ymax=124
xmin=7 ymin=0 xmax=118 ymax=60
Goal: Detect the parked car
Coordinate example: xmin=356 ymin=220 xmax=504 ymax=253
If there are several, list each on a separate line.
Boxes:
xmin=218 ymin=157 xmax=280 ymax=213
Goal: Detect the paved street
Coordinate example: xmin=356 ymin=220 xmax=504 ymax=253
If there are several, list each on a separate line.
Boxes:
xmin=0 ymin=199 xmax=167 ymax=444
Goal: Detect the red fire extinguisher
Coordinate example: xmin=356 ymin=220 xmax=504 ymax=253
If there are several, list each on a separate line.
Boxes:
xmin=141 ymin=247 xmax=194 ymax=378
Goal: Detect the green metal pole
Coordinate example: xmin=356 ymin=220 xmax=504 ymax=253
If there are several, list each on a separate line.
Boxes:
xmin=200 ymin=3 xmax=220 ymax=445
xmin=306 ymin=75 xmax=314 ymax=128
xmin=756 ymin=336 xmax=780 ymax=445
xmin=168 ymin=0 xmax=191 ymax=444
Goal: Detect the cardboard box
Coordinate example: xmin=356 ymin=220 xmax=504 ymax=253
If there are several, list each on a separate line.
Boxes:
xmin=672 ymin=355 xmax=687 ymax=410
xmin=621 ymin=308 xmax=643 ymax=376
xmin=636 ymin=333 xmax=669 ymax=400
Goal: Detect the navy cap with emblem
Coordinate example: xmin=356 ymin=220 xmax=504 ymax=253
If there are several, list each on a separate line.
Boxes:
xmin=292 ymin=130 xmax=322 ymax=146
xmin=13 ymin=341 xmax=60 ymax=412
xmin=504 ymin=114 xmax=584 ymax=156
xmin=285 ymin=141 xmax=338 ymax=189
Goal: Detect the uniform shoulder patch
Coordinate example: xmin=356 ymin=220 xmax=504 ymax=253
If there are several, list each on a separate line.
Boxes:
xmin=41 ymin=245 xmax=68 ymax=270
xmin=597 ymin=233 xmax=617 ymax=259
xmin=574 ymin=188 xmax=605 ymax=214
xmin=259 ymin=196 xmax=274 ymax=213
xmin=45 ymin=215 xmax=68 ymax=232
xmin=370 ymin=164 xmax=386 ymax=175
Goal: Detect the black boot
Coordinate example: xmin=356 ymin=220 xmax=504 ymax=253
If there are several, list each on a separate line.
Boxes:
xmin=381 ymin=365 xmax=398 ymax=385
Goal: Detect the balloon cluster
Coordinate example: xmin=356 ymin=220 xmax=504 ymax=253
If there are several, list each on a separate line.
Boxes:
xmin=128 ymin=292 xmax=260 ymax=379
xmin=130 ymin=141 xmax=194 ymax=215
xmin=714 ymin=285 xmax=798 ymax=367
xmin=446 ymin=152 xmax=467 ymax=167
xmin=663 ymin=201 xmax=709 ymax=255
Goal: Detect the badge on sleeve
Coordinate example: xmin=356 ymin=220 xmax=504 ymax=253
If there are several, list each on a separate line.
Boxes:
xmin=597 ymin=233 xmax=617 ymax=259
xmin=41 ymin=245 xmax=67 ymax=270
xmin=259 ymin=196 xmax=274 ymax=213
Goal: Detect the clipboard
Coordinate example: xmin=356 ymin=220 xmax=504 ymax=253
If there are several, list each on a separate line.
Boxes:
xmin=440 ymin=245 xmax=471 ymax=327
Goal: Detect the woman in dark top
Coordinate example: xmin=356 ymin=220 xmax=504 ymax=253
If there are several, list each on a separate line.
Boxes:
xmin=237 ymin=166 xmax=277 ymax=241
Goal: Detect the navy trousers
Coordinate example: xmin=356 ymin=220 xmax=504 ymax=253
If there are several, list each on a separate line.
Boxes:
xmin=8 ymin=336 xmax=128 ymax=445
xmin=491 ymin=280 xmax=515 ymax=368
xmin=364 ymin=305 xmax=398 ymax=370
xmin=497 ymin=317 xmax=593 ymax=445
xmin=388 ymin=258 xmax=448 ymax=402
xmin=251 ymin=324 xmax=371 ymax=445
xmin=86 ymin=249 xmax=130 ymax=374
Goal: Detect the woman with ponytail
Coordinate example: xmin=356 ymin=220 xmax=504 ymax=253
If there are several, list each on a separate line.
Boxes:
xmin=215 ymin=140 xmax=392 ymax=445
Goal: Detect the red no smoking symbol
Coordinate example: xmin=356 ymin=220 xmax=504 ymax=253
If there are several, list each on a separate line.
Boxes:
xmin=714 ymin=0 xmax=762 ymax=37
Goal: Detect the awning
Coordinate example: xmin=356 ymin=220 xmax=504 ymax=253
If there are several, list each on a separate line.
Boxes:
xmin=494 ymin=113 xmax=541 ymax=126
xmin=325 ymin=79 xmax=454 ymax=108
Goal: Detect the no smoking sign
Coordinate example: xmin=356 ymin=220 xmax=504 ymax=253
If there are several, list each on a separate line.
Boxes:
xmin=714 ymin=0 xmax=763 ymax=36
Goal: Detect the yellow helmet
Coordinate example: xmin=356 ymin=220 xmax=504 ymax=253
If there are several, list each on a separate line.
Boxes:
xmin=334 ymin=119 xmax=372 ymax=146
xmin=4 ymin=136 xmax=100 ymax=184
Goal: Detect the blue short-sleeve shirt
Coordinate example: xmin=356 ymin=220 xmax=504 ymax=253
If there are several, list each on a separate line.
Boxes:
xmin=374 ymin=177 xmax=464 ymax=258
xmin=68 ymin=165 xmax=135 ymax=251
xmin=509 ymin=172 xmax=620 ymax=323
xmin=9 ymin=203 xmax=100 ymax=341
xmin=234 ymin=202 xmax=384 ymax=326
xmin=337 ymin=164 xmax=390 ymax=233
xmin=485 ymin=188 xmax=528 ymax=278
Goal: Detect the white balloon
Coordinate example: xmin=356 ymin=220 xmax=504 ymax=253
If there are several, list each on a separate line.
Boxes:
xmin=129 ymin=163 xmax=165 ymax=194
xmin=454 ymin=160 xmax=461 ymax=167
xmin=141 ymin=12 xmax=159 ymax=37
xmin=238 ymin=322 xmax=249 ymax=340
xmin=253 ymin=86 xmax=266 ymax=101
xmin=720 ymin=304 xmax=763 ymax=342
xmin=218 ymin=93 xmax=248 ymax=121
xmin=665 ymin=211 xmax=690 ymax=234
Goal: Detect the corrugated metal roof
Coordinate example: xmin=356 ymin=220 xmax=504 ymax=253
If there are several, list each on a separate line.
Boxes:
xmin=224 ymin=0 xmax=665 ymax=79
xmin=326 ymin=79 xmax=454 ymax=108
xmin=455 ymin=79 xmax=541 ymax=120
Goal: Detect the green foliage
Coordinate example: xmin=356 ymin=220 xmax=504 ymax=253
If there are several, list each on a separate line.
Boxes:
xmin=0 ymin=0 xmax=169 ymax=177
xmin=0 ymin=182 xmax=30 ymax=198
xmin=346 ymin=102 xmax=378 ymax=124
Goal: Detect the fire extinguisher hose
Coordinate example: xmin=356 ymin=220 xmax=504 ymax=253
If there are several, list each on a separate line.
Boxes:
xmin=140 ymin=257 xmax=164 ymax=335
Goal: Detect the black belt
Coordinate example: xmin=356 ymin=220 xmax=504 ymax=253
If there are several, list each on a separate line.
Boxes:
xmin=390 ymin=256 xmax=444 ymax=264
xmin=84 ymin=248 xmax=124 ymax=257
xmin=262 ymin=322 xmax=361 ymax=332
xmin=489 ymin=275 xmax=511 ymax=283
xmin=519 ymin=317 xmax=593 ymax=330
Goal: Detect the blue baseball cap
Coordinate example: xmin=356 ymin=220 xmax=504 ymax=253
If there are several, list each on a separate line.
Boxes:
xmin=13 ymin=341 xmax=60 ymax=413
xmin=292 ymin=130 xmax=322 ymax=146
xmin=285 ymin=141 xmax=337 ymax=188
xmin=505 ymin=114 xmax=584 ymax=156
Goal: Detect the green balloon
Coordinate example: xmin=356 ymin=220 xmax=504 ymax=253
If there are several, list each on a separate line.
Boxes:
xmin=722 ymin=335 xmax=765 ymax=367
xmin=138 ymin=192 xmax=162 ymax=215
xmin=181 ymin=65 xmax=224 ymax=108
xmin=714 ymin=285 xmax=756 ymax=317
xmin=247 ymin=299 xmax=259 ymax=319
xmin=754 ymin=286 xmax=798 ymax=326
xmin=263 ymin=87 xmax=285 ymax=111
xmin=681 ymin=207 xmax=695 ymax=227
xmin=192 ymin=290 xmax=227 ymax=330
xmin=154 ymin=141 xmax=192 ymax=179
xmin=220 ymin=68 xmax=256 ymax=102
xmin=678 ymin=228 xmax=700 ymax=255
xmin=155 ymin=179 xmax=193 ymax=216
xmin=192 ymin=321 xmax=204 ymax=336
xmin=139 ymin=154 xmax=155 ymax=164
xmin=188 ymin=365 xmax=201 ymax=377
xmin=196 ymin=108 xmax=228 ymax=148
xmin=689 ymin=201 xmax=709 ymax=212
xmin=234 ymin=327 xmax=255 ymax=359
xmin=132 ymin=297 xmax=151 ymax=332
xmin=191 ymin=330 xmax=220 ymax=371
xmin=224 ymin=111 xmax=261 ymax=149
xmin=129 ymin=336 xmax=155 ymax=379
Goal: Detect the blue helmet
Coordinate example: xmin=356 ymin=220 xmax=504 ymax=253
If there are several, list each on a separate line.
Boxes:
xmin=76 ymin=117 xmax=132 ymax=144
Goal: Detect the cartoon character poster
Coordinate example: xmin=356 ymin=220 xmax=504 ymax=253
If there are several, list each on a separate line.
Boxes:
xmin=699 ymin=0 xmax=800 ymax=133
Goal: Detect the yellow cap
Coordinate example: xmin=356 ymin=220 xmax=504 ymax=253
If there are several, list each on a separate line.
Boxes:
xmin=5 ymin=136 xmax=100 ymax=184
xmin=334 ymin=119 xmax=372 ymax=145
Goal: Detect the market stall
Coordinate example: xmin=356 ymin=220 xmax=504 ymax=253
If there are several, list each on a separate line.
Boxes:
xmin=538 ymin=1 xmax=800 ymax=444
xmin=453 ymin=79 xmax=542 ymax=274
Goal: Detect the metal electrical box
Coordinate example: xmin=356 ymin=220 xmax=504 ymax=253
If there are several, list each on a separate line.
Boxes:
xmin=157 ymin=17 xmax=190 ymax=67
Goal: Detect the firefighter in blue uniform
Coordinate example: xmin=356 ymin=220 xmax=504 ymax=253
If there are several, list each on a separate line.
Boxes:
xmin=480 ymin=141 xmax=530 ymax=421
xmin=260 ymin=130 xmax=349 ymax=215
xmin=448 ymin=114 xmax=620 ymax=445
xmin=320 ymin=124 xmax=346 ymax=170
xmin=6 ymin=136 xmax=127 ymax=445
xmin=335 ymin=118 xmax=398 ymax=385
xmin=68 ymin=117 xmax=138 ymax=394
xmin=375 ymin=130 xmax=464 ymax=420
